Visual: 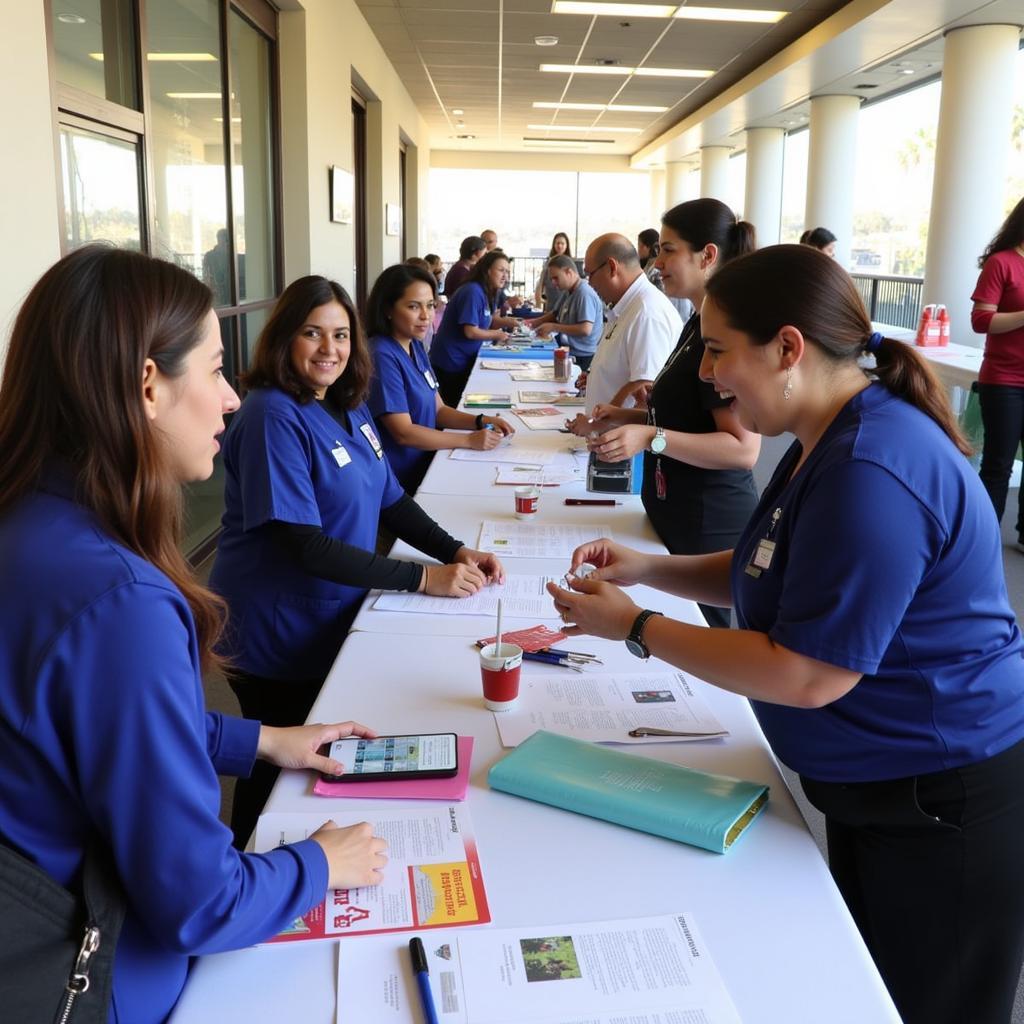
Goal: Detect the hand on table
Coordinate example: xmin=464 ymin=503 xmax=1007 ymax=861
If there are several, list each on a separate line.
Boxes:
xmin=309 ymin=820 xmax=389 ymax=890
xmin=484 ymin=415 xmax=515 ymax=436
xmin=424 ymin=561 xmax=488 ymax=597
xmin=468 ymin=427 xmax=503 ymax=451
xmin=564 ymin=412 xmax=595 ymax=437
xmin=257 ymin=720 xmax=378 ymax=773
xmin=453 ymin=546 xmax=505 ymax=584
xmin=545 ymin=574 xmax=641 ymax=640
xmin=587 ymin=424 xmax=655 ymax=462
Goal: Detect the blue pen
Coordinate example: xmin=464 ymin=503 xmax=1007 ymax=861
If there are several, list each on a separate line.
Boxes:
xmin=523 ymin=651 xmax=584 ymax=672
xmin=409 ymin=937 xmax=439 ymax=1024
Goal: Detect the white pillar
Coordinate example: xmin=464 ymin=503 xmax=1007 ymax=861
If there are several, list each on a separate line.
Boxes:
xmin=744 ymin=128 xmax=785 ymax=246
xmin=650 ymin=169 xmax=667 ymax=224
xmin=805 ymin=94 xmax=860 ymax=267
xmin=666 ymin=161 xmax=689 ymax=207
xmin=923 ymin=24 xmax=1021 ymax=344
xmin=699 ymin=146 xmax=730 ymax=201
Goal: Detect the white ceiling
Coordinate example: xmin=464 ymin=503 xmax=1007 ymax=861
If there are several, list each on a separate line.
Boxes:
xmin=355 ymin=0 xmax=1022 ymax=160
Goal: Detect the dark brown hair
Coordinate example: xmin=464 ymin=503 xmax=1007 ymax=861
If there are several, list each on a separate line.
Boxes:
xmin=548 ymin=232 xmax=572 ymax=259
xmin=244 ymin=275 xmax=371 ymax=410
xmin=661 ymin=198 xmax=756 ymax=265
xmin=366 ymin=264 xmax=437 ymax=338
xmin=705 ymin=245 xmax=971 ymax=455
xmin=979 ymin=195 xmax=1024 ymax=267
xmin=0 ymin=244 xmax=226 ymax=668
xmin=467 ymin=250 xmax=510 ymax=307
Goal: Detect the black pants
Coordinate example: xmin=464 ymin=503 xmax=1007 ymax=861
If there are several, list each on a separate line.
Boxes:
xmin=977 ymin=382 xmax=1024 ymax=539
xmin=227 ymin=670 xmax=325 ymax=849
xmin=432 ymin=363 xmax=472 ymax=409
xmin=800 ymin=737 xmax=1024 ymax=1024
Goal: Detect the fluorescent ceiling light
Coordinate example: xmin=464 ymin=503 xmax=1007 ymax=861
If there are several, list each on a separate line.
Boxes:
xmin=166 ymin=92 xmax=222 ymax=99
xmin=534 ymin=101 xmax=668 ymax=112
xmin=91 ymin=52 xmax=217 ymax=61
xmin=541 ymin=63 xmax=712 ymax=78
xmin=523 ymin=136 xmax=616 ymax=143
xmin=213 ymin=117 xmax=243 ymax=123
xmin=527 ymin=123 xmax=643 ymax=132
xmin=550 ymin=1 xmax=786 ymax=22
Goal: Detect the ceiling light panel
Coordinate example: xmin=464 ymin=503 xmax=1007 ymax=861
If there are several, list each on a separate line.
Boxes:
xmin=550 ymin=1 xmax=787 ymax=21
xmin=540 ymin=63 xmax=713 ymax=78
xmin=533 ymin=101 xmax=669 ymax=111
xmin=527 ymin=123 xmax=643 ymax=132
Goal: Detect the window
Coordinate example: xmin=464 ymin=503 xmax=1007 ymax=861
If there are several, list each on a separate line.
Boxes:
xmin=352 ymin=93 xmax=368 ymax=310
xmin=779 ymin=128 xmax=808 ymax=242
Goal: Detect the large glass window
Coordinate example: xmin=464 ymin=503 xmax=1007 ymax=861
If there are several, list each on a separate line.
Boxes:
xmin=780 ymin=128 xmax=808 ymax=242
xmin=51 ymin=0 xmax=138 ymax=109
xmin=727 ymin=153 xmax=746 ymax=217
xmin=1004 ymin=47 xmax=1024 ymax=216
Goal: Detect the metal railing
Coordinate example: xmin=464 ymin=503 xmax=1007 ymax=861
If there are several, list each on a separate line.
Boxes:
xmin=851 ymin=273 xmax=924 ymax=330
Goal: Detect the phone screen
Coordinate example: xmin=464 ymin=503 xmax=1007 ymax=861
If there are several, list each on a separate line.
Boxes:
xmin=326 ymin=734 xmax=457 ymax=779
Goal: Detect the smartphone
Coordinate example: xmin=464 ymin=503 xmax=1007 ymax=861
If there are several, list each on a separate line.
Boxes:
xmin=320 ymin=733 xmax=458 ymax=782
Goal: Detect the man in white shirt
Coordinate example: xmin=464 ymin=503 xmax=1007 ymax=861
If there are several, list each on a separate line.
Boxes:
xmin=567 ymin=234 xmax=681 ymax=432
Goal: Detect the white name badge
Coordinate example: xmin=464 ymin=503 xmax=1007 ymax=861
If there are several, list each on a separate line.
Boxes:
xmin=359 ymin=422 xmax=384 ymax=459
xmin=332 ymin=444 xmax=352 ymax=468
xmin=752 ymin=538 xmax=776 ymax=570
xmin=423 ymin=369 xmax=438 ymax=390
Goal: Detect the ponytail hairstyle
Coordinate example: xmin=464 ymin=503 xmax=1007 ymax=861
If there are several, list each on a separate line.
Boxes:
xmin=803 ymin=226 xmax=836 ymax=251
xmin=979 ymin=195 xmax=1024 ymax=268
xmin=637 ymin=228 xmax=661 ymax=262
xmin=0 ymin=244 xmax=227 ymax=669
xmin=661 ymin=197 xmax=756 ymax=268
xmin=704 ymin=245 xmax=972 ymax=456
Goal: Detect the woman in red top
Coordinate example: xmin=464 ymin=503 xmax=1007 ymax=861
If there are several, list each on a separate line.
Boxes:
xmin=972 ymin=197 xmax=1024 ymax=547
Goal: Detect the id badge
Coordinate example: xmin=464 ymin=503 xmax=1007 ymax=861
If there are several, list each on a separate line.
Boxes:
xmin=655 ymin=459 xmax=666 ymax=501
xmin=331 ymin=444 xmax=352 ymax=468
xmin=359 ymin=422 xmax=384 ymax=459
xmin=744 ymin=538 xmax=775 ymax=578
xmin=423 ymin=368 xmax=438 ymax=390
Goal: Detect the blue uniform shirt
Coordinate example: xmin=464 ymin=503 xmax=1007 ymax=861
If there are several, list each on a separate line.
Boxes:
xmin=430 ymin=282 xmax=492 ymax=373
xmin=0 ymin=470 xmax=327 ymax=1024
xmin=553 ymin=278 xmax=604 ymax=357
xmin=210 ymin=387 xmax=404 ymax=680
xmin=368 ymin=334 xmax=439 ymax=490
xmin=733 ymin=383 xmax=1024 ymax=782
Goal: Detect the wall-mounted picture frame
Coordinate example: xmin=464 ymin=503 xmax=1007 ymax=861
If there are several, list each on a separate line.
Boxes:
xmin=385 ymin=202 xmax=402 ymax=237
xmin=330 ymin=166 xmax=354 ymax=224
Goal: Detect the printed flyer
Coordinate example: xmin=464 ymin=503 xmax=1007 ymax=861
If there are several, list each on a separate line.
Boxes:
xmin=254 ymin=805 xmax=490 ymax=943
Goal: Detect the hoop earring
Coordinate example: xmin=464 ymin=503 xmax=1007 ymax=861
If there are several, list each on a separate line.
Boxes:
xmin=783 ymin=366 xmax=793 ymax=401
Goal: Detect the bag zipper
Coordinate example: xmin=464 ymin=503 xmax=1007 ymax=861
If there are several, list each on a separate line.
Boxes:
xmin=55 ymin=925 xmax=101 ymax=1024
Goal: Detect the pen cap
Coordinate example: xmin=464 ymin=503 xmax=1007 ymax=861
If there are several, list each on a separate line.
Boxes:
xmin=409 ymin=936 xmax=428 ymax=973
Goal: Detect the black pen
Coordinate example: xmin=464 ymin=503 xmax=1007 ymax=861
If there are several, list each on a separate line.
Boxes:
xmin=409 ymin=937 xmax=439 ymax=1024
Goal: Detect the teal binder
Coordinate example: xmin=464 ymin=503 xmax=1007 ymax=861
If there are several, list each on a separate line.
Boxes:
xmin=488 ymin=730 xmax=768 ymax=854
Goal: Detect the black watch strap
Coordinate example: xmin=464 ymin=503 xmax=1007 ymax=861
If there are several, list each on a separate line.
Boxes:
xmin=626 ymin=609 xmax=662 ymax=659
xmin=475 ymin=413 xmax=484 ymax=430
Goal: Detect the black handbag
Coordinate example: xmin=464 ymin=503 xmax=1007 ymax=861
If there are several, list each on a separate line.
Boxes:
xmin=0 ymin=837 xmax=126 ymax=1023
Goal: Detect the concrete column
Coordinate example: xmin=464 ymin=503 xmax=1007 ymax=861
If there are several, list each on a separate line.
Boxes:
xmin=923 ymin=24 xmax=1021 ymax=344
xmin=805 ymin=94 xmax=860 ymax=266
xmin=699 ymin=146 xmax=730 ymax=201
xmin=666 ymin=161 xmax=689 ymax=207
xmin=744 ymin=128 xmax=784 ymax=246
xmin=650 ymin=169 xmax=667 ymax=223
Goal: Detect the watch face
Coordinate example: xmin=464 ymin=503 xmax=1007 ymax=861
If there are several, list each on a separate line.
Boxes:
xmin=625 ymin=638 xmax=647 ymax=658
xmin=650 ymin=432 xmax=666 ymax=454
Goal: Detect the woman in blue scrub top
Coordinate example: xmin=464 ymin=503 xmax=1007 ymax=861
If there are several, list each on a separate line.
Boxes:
xmin=209 ymin=275 xmax=503 ymax=846
xmin=548 ymin=245 xmax=1024 ymax=1024
xmin=368 ymin=263 xmax=515 ymax=492
xmin=430 ymin=249 xmax=516 ymax=406
xmin=0 ymin=247 xmax=387 ymax=1024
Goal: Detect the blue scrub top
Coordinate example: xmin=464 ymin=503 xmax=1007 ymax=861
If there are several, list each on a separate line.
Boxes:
xmin=0 ymin=468 xmax=327 ymax=1024
xmin=430 ymin=281 xmax=492 ymax=373
xmin=210 ymin=387 xmax=405 ymax=680
xmin=369 ymin=334 xmax=439 ymax=490
xmin=732 ymin=383 xmax=1024 ymax=783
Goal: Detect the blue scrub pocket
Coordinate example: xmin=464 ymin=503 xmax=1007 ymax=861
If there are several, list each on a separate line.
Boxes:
xmin=273 ymin=591 xmax=353 ymax=678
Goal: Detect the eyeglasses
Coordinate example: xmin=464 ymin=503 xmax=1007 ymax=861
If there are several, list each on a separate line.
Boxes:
xmin=583 ymin=259 xmax=608 ymax=279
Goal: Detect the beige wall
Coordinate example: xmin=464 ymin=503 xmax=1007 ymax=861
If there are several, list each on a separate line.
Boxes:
xmin=0 ymin=4 xmax=61 ymax=362
xmin=277 ymin=0 xmax=431 ymax=293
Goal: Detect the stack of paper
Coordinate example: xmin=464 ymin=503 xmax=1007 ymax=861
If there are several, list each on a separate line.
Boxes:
xmin=371 ymin=574 xmax=560 ymax=618
xmin=477 ymin=520 xmax=611 ymax=558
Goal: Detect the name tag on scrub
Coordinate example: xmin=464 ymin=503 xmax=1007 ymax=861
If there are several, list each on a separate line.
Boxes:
xmin=332 ymin=444 xmax=352 ymax=468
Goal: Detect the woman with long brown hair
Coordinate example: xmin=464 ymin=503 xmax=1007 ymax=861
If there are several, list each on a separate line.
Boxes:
xmin=0 ymin=246 xmax=386 ymax=1024
xmin=549 ymin=244 xmax=1024 ymax=1024
xmin=209 ymin=275 xmax=503 ymax=845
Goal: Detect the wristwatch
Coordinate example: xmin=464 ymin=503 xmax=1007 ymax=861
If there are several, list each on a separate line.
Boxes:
xmin=475 ymin=414 xmax=485 ymax=430
xmin=650 ymin=427 xmax=667 ymax=454
xmin=625 ymin=609 xmax=663 ymax=659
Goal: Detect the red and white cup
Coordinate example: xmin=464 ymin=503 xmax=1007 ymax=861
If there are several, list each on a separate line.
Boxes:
xmin=514 ymin=485 xmax=540 ymax=519
xmin=479 ymin=642 xmax=523 ymax=711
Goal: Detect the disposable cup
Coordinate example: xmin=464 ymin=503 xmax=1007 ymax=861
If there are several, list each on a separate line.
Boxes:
xmin=514 ymin=486 xmax=539 ymax=519
xmin=479 ymin=642 xmax=523 ymax=711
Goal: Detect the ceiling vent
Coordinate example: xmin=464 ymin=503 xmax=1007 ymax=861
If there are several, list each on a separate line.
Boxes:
xmin=854 ymin=83 xmax=879 ymax=89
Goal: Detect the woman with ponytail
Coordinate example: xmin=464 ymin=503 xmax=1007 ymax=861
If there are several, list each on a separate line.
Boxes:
xmin=971 ymin=196 xmax=1024 ymax=546
xmin=586 ymin=198 xmax=761 ymax=627
xmin=549 ymin=244 xmax=1024 ymax=1024
xmin=0 ymin=246 xmax=386 ymax=1024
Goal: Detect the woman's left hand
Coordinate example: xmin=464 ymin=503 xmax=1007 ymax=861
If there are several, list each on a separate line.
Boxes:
xmin=257 ymin=721 xmax=378 ymax=774
xmin=454 ymin=546 xmax=505 ymax=584
xmin=545 ymin=577 xmax=640 ymax=639
xmin=485 ymin=416 xmax=515 ymax=436
xmin=588 ymin=424 xmax=656 ymax=462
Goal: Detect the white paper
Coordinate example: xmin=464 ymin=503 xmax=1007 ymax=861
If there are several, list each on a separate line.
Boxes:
xmin=372 ymin=575 xmax=560 ymax=618
xmin=517 ymin=391 xmax=585 ymax=406
xmin=448 ymin=446 xmax=563 ymax=466
xmin=493 ymin=672 xmax=728 ymax=747
xmin=512 ymin=408 xmax=567 ymax=431
xmin=477 ymin=520 xmax=611 ymax=558
xmin=335 ymin=912 xmax=742 ymax=1023
xmin=493 ymin=465 xmax=583 ymax=487
xmin=509 ymin=366 xmax=557 ymax=382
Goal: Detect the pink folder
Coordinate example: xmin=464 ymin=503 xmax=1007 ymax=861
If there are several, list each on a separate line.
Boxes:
xmin=312 ymin=736 xmax=474 ymax=801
